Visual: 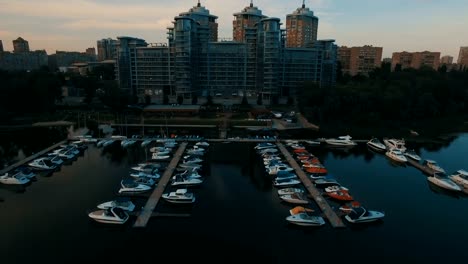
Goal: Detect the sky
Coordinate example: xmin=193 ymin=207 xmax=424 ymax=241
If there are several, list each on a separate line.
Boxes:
xmin=0 ymin=0 xmax=467 ymax=58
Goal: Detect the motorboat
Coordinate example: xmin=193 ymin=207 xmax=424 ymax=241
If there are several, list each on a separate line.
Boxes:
xmin=0 ymin=172 xmax=30 ymax=185
xmin=179 ymin=163 xmax=202 ymax=170
xmin=97 ymin=198 xmax=136 ymax=212
xmin=383 ymin=138 xmax=406 ymax=152
xmin=141 ymin=139 xmax=153 ymax=147
xmin=273 ymin=178 xmax=301 ymax=187
xmin=325 ymin=185 xmax=349 ymax=193
xmin=171 ymin=175 xmax=203 ymax=186
xmin=187 ymin=149 xmax=205 ymax=156
xmin=28 ymin=158 xmax=57 ymax=170
xmin=150 ymin=147 xmax=172 ymax=153
xmin=423 ymin=160 xmax=446 ymax=174
xmin=266 ymin=165 xmax=294 ymax=176
xmin=366 ymin=138 xmax=386 ymax=152
xmin=88 ymin=207 xmax=129 ymax=224
xmin=175 ymin=170 xmax=202 ymax=179
xmin=427 ymin=174 xmax=461 ymax=192
xmin=404 ymin=149 xmax=421 ymax=162
xmin=196 ymin=142 xmax=210 ymax=147
xmin=152 ymin=154 xmax=170 ymax=160
xmin=118 ymin=179 xmax=152 ymax=194
xmin=10 ymin=166 xmax=36 ymax=179
xmin=74 ymin=135 xmax=98 ymax=143
xmin=314 ymin=178 xmax=340 ymax=187
xmin=151 ymin=150 xmax=171 ymax=156
xmin=325 ymin=135 xmax=357 ymax=147
xmin=280 ymin=193 xmax=309 ymax=204
xmin=448 ymin=170 xmax=468 ymax=193
xmin=305 ymin=166 xmax=328 ymax=175
xmin=121 ymin=139 xmax=137 ymax=148
xmin=276 ymin=171 xmax=298 ymax=181
xmin=289 ymin=206 xmax=314 ymax=215
xmin=385 ymin=149 xmax=408 ymax=163
xmin=102 ymin=139 xmax=116 ymax=148
xmin=278 ymin=188 xmax=304 ymax=196
xmin=48 ymin=148 xmax=76 ymax=160
xmin=304 ymin=140 xmax=321 ymax=146
xmin=326 ymin=190 xmax=354 ymax=201
xmin=344 ymin=207 xmax=385 ymax=224
xmin=286 ymin=213 xmax=325 ymax=227
xmin=46 ymin=155 xmax=64 ymax=166
xmin=339 ymin=201 xmax=362 ymax=213
xmin=258 ymin=148 xmax=278 ymax=154
xmin=182 ymin=157 xmax=203 ymax=164
xmin=162 ymin=189 xmax=196 ymax=204
xmin=131 ymin=164 xmax=160 ymax=173
xmin=130 ymin=171 xmax=161 ymax=180
xmin=133 ymin=177 xmax=156 ymax=186
xmin=254 ymin=143 xmax=276 ymax=150
xmin=290 ymin=144 xmax=306 ymax=150
xmin=96 ymin=139 xmax=110 ymax=148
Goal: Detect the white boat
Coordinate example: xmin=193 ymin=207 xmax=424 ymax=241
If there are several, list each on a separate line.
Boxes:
xmin=290 ymin=144 xmax=305 ymax=150
xmin=423 ymin=160 xmax=446 ymax=174
xmin=383 ymin=138 xmax=406 ymax=152
xmin=196 ymin=142 xmax=210 ymax=147
xmin=314 ymin=178 xmax=340 ymax=187
xmin=131 ymin=164 xmax=160 ymax=173
xmin=187 ymin=149 xmax=205 ymax=155
xmin=286 ymin=213 xmax=326 ymax=227
xmin=88 ymin=207 xmax=129 ymax=224
xmin=325 ymin=185 xmax=349 ymax=193
xmin=133 ymin=177 xmax=156 ymax=186
xmin=448 ymin=170 xmax=468 ymax=193
xmin=96 ymin=139 xmax=109 ymax=147
xmin=74 ymin=135 xmax=98 ymax=143
xmin=10 ymin=167 xmax=36 ymax=179
xmin=273 ymin=178 xmax=301 ymax=187
xmin=266 ymin=165 xmax=294 ymax=176
xmin=345 ymin=207 xmax=385 ymax=224
xmin=175 ymin=170 xmax=202 ymax=179
xmin=278 ymin=188 xmax=304 ymax=196
xmin=28 ymin=158 xmax=57 ymax=170
xmin=97 ymin=198 xmax=136 ymax=212
xmin=162 ymin=189 xmax=196 ymax=204
xmin=102 ymin=139 xmax=116 ymax=148
xmin=325 ymin=135 xmax=357 ymax=147
xmin=258 ymin=148 xmax=278 ymax=154
xmin=150 ymin=147 xmax=172 ymax=153
xmin=179 ymin=163 xmax=202 ymax=170
xmin=183 ymin=158 xmax=203 ymax=164
xmin=404 ymin=149 xmax=421 ymax=162
xmin=280 ymin=193 xmax=309 ymax=204
xmin=367 ymin=138 xmax=386 ymax=152
xmin=118 ymin=179 xmax=152 ymax=194
xmin=171 ymin=175 xmax=203 ymax=186
xmin=276 ymin=171 xmax=298 ymax=180
xmin=152 ymin=154 xmax=170 ymax=160
xmin=130 ymin=172 xmax=161 ymax=180
xmin=0 ymin=172 xmax=30 ymax=185
xmin=141 ymin=139 xmax=153 ymax=147
xmin=427 ymin=174 xmax=461 ymax=192
xmin=385 ymin=149 xmax=408 ymax=163
xmin=121 ymin=139 xmax=137 ymax=148
xmin=48 ymin=148 xmax=76 ymax=160
xmin=304 ymin=140 xmax=321 ymax=146
xmin=254 ymin=143 xmax=276 ymax=150
xmin=47 ymin=155 xmax=64 ymax=166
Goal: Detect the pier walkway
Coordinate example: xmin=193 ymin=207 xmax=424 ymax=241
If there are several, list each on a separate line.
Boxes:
xmin=133 ymin=142 xmax=188 ymax=228
xmin=277 ymin=143 xmax=346 ymax=228
xmin=407 ymin=158 xmax=436 ymax=175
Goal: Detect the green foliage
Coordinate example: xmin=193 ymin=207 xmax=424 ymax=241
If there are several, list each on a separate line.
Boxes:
xmin=241 ymin=95 xmax=249 ymax=105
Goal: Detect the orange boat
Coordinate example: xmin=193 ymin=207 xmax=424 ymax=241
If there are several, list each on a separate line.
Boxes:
xmin=293 ymin=149 xmax=308 ymax=154
xmin=339 ymin=201 xmax=361 ymax=213
xmin=297 ymin=155 xmax=313 ymax=160
xmin=327 ymin=190 xmax=354 ymax=201
xmin=305 ymin=166 xmax=328 ymax=174
xmin=289 ymin=206 xmax=314 ymax=216
xmin=301 ymin=157 xmax=321 ymax=165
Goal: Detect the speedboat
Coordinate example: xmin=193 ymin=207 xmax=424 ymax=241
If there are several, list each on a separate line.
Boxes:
xmin=326 ymin=190 xmax=354 ymax=201
xmin=0 ymin=172 xmax=30 ymax=185
xmin=179 ymin=163 xmax=202 ymax=170
xmin=196 ymin=142 xmax=210 ymax=147
xmin=367 ymin=138 xmax=386 ymax=152
xmin=305 ymin=165 xmax=328 ymax=175
xmin=130 ymin=171 xmax=161 ymax=180
xmin=254 ymin=143 xmax=276 ymax=150
xmin=141 ymin=139 xmax=153 ymax=147
xmin=286 ymin=212 xmax=325 ymax=227
xmin=131 ymin=164 xmax=160 ymax=173
xmin=152 ymin=154 xmax=170 ymax=160
xmin=10 ymin=166 xmax=36 ymax=179
xmin=182 ymin=158 xmax=203 ymax=164
xmin=266 ymin=165 xmax=294 ymax=176
xmin=118 ymin=179 xmax=152 ymax=194
xmin=423 ymin=160 xmax=446 ymax=174
xmin=404 ymin=149 xmax=421 ymax=162
xmin=96 ymin=139 xmax=110 ymax=148
xmin=121 ymin=139 xmax=137 ymax=148
xmin=448 ymin=170 xmax=468 ymax=193
xmin=46 ymin=155 xmax=64 ymax=166
xmin=427 ymin=174 xmax=461 ymax=192
xmin=314 ymin=178 xmax=340 ymax=187
xmin=290 ymin=144 xmax=306 ymax=150
xmin=258 ymin=148 xmax=278 ymax=154
xmin=383 ymin=138 xmax=406 ymax=152
xmin=385 ymin=149 xmax=407 ymax=163
xmin=276 ymin=171 xmax=298 ymax=181
xmin=150 ymin=147 xmax=172 ymax=153
xmin=344 ymin=207 xmax=385 ymax=224
xmin=162 ymin=189 xmax=195 ymax=204
xmin=88 ymin=207 xmax=129 ymax=224
xmin=278 ymin=188 xmax=304 ymax=196
xmin=325 ymin=135 xmax=357 ymax=147
xmin=175 ymin=170 xmax=202 ymax=179
xmin=102 ymin=139 xmax=116 ymax=148
xmin=273 ymin=178 xmax=301 ymax=187
xmin=171 ymin=175 xmax=203 ymax=186
xmin=97 ymin=198 xmax=136 ymax=212
xmin=304 ymin=140 xmax=321 ymax=146
xmin=325 ymin=185 xmax=349 ymax=193
xmin=48 ymin=148 xmax=76 ymax=160
xmin=289 ymin=206 xmax=314 ymax=215
xmin=28 ymin=158 xmax=57 ymax=170
xmin=280 ymin=193 xmax=309 ymax=204
xmin=133 ymin=177 xmax=156 ymax=186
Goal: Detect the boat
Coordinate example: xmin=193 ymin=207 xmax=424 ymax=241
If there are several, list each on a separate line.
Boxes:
xmin=290 ymin=144 xmax=305 ymax=150
xmin=131 ymin=164 xmax=160 ymax=173
xmin=280 ymin=193 xmax=309 ymax=204
xmin=427 ymin=174 xmax=461 ymax=192
xmin=179 ymin=163 xmax=202 ymax=170
xmin=325 ymin=135 xmax=357 ymax=147
xmin=385 ymin=149 xmax=408 ymax=163
xmin=278 ymin=188 xmax=304 ymax=196
xmin=175 ymin=170 xmax=202 ymax=179
xmin=448 ymin=170 xmax=468 ymax=193
xmin=404 ymin=149 xmax=421 ymax=162
xmin=48 ymin=148 xmax=76 ymax=160
xmin=410 ymin=130 xmax=419 ymax=136
xmin=162 ymin=189 xmax=196 ymax=204
xmin=102 ymin=139 xmax=116 ymax=148
xmin=273 ymin=178 xmax=301 ymax=187
xmin=304 ymin=140 xmax=321 ymax=146
xmin=258 ymin=148 xmax=278 ymax=154
xmin=121 ymin=139 xmax=137 ymax=148
xmin=118 ymin=179 xmax=152 ymax=194
xmin=289 ymin=206 xmax=314 ymax=215
xmin=366 ymin=138 xmax=386 ymax=152
xmin=74 ymin=135 xmax=98 ymax=143
xmin=325 ymin=185 xmax=349 ymax=193
xmin=196 ymin=142 xmax=210 ymax=147
xmin=182 ymin=157 xmax=203 ymax=164
xmin=254 ymin=143 xmax=276 ymax=150
xmin=423 ymin=160 xmax=446 ymax=174
xmin=130 ymin=172 xmax=160 ymax=180
xmin=326 ymin=190 xmax=354 ymax=201
xmin=97 ymin=198 xmax=136 ymax=212
xmin=0 ymin=172 xmax=30 ymax=185
xmin=383 ymin=138 xmax=406 ymax=152
xmin=275 ymin=171 xmax=298 ymax=180
xmin=152 ymin=154 xmax=171 ymax=160
xmin=266 ymin=165 xmax=294 ymax=176
xmin=133 ymin=177 xmax=156 ymax=186
xmin=286 ymin=213 xmax=326 ymax=227
xmin=10 ymin=166 xmax=36 ymax=179
xmin=171 ymin=175 xmax=203 ymax=186
xmin=339 ymin=201 xmax=361 ymax=213
xmin=344 ymin=207 xmax=385 ymax=224
xmin=150 ymin=147 xmax=172 ymax=153
xmin=28 ymin=158 xmax=57 ymax=170
xmin=314 ymin=178 xmax=340 ymax=187
xmin=88 ymin=207 xmax=129 ymax=225
xmin=96 ymin=139 xmax=110 ymax=147
xmin=141 ymin=139 xmax=153 ymax=147
xmin=305 ymin=166 xmax=328 ymax=175
xmin=46 ymin=155 xmax=64 ymax=166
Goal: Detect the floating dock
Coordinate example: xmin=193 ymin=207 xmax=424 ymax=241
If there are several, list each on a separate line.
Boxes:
xmin=406 ymin=158 xmax=436 ymax=175
xmin=133 ymin=142 xmax=188 ymax=228
xmin=277 ymin=143 xmax=346 ymax=228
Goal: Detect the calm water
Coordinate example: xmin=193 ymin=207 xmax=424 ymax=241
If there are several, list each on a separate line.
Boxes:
xmin=1 ymin=134 xmax=468 ymax=263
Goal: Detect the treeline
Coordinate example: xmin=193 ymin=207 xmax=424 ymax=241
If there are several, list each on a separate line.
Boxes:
xmin=299 ymin=64 xmax=468 ymax=125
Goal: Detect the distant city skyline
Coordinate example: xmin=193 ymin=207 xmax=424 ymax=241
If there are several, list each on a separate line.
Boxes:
xmin=0 ymin=0 xmax=467 ymax=58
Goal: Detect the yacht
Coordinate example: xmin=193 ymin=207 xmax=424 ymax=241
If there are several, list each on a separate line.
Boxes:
xmin=131 ymin=164 xmax=160 ymax=173
xmin=383 ymin=138 xmax=406 ymax=152
xmin=254 ymin=143 xmax=276 ymax=150
xmin=385 ymin=149 xmax=408 ymax=163
xmin=130 ymin=171 xmax=160 ymax=180
xmin=88 ymin=207 xmax=129 ymax=225
xmin=448 ymin=170 xmax=468 ymax=193
xmin=195 ymin=142 xmax=210 ymax=147
xmin=304 ymin=140 xmax=321 ymax=146
xmin=314 ymin=178 xmax=340 ymax=187
xmin=171 ymin=175 xmax=203 ymax=186
xmin=404 ymin=149 xmax=421 ymax=162
xmin=118 ymin=179 xmax=152 ymax=194
xmin=47 ymin=155 xmax=64 ymax=166
xmin=266 ymin=165 xmax=294 ymax=176
xmin=289 ymin=206 xmax=314 ymax=216
xmin=133 ymin=177 xmax=156 ymax=186
xmin=97 ymin=198 xmax=136 ymax=212
xmin=344 ymin=207 xmax=385 ymax=224
xmin=276 ymin=171 xmax=298 ymax=181
xmin=279 ymin=193 xmax=309 ymax=204
xmin=366 ymin=138 xmax=386 ymax=152
xmin=121 ymin=139 xmax=137 ymax=148
xmin=28 ymin=158 xmax=57 ymax=170
xmin=152 ymin=154 xmax=170 ymax=160
xmin=423 ymin=160 xmax=446 ymax=174
xmin=141 ymin=139 xmax=153 ymax=147
xmin=162 ymin=189 xmax=196 ymax=204
xmin=182 ymin=157 xmax=203 ymax=164
xmin=325 ymin=185 xmax=349 ymax=193
xmin=273 ymin=178 xmax=301 ymax=187
xmin=10 ymin=167 xmax=36 ymax=179
xmin=286 ymin=213 xmax=326 ymax=227
xmin=278 ymin=188 xmax=304 ymax=196
xmin=325 ymin=135 xmax=357 ymax=147
xmin=427 ymin=174 xmax=461 ymax=192
xmin=0 ymin=172 xmax=30 ymax=185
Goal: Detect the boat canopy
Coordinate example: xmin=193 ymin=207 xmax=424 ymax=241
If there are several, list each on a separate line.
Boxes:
xmin=457 ymin=170 xmax=468 ymax=176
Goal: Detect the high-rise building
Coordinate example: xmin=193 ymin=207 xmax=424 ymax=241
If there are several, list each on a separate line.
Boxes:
xmin=391 ymin=51 xmax=440 ymax=70
xmin=179 ymin=0 xmax=218 ymax=42
xmin=0 ymin=50 xmax=48 ymax=71
xmin=382 ymin=58 xmax=392 ymax=64
xmin=13 ymin=37 xmax=30 ymax=53
xmin=0 ymin=40 xmax=3 ymax=52
xmin=233 ymin=1 xmax=265 ymax=42
xmin=440 ymin=55 xmax=453 ymax=65
xmin=97 ymin=38 xmax=118 ymax=61
xmin=86 ymin=47 xmax=96 ymax=57
xmin=457 ymin=47 xmax=468 ymax=69
xmin=48 ymin=50 xmax=97 ymax=69
xmin=338 ymin=45 xmax=383 ymax=76
xmin=286 ymin=1 xmax=319 ymax=48
xmin=115 ymin=37 xmax=149 ymax=96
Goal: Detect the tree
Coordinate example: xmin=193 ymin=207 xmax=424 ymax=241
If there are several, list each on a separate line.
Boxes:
xmin=394 ymin=64 xmax=402 ymax=72
xmin=256 ymin=94 xmax=263 ymax=105
xmin=177 ymin=95 xmax=184 ymax=105
xmin=192 ymin=94 xmax=198 ymax=105
xmin=241 ymin=95 xmax=249 ymax=105
xmin=145 ymin=95 xmax=151 ymax=105
xmin=163 ymin=94 xmax=169 ymax=105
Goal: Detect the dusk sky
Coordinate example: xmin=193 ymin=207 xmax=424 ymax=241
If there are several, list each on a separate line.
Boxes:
xmin=0 ymin=0 xmax=467 ymax=58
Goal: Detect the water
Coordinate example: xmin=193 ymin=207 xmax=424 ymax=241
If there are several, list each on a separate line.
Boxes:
xmin=1 ymin=135 xmax=468 ymax=263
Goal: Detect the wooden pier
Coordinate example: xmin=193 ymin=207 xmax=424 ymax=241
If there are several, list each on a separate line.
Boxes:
xmin=277 ymin=143 xmax=346 ymax=228
xmin=133 ymin=142 xmax=188 ymax=228
xmin=0 ymin=140 xmax=68 ymax=175
xmin=406 ymin=158 xmax=436 ymax=175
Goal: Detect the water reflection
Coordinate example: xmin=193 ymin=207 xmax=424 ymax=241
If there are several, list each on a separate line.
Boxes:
xmin=427 ymin=181 xmax=466 ymax=199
